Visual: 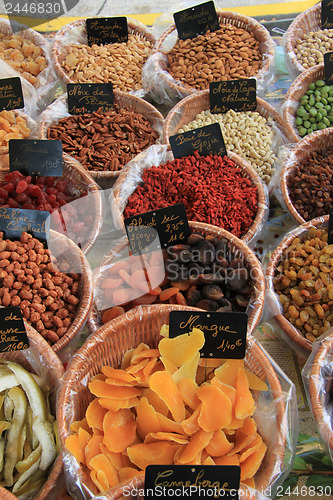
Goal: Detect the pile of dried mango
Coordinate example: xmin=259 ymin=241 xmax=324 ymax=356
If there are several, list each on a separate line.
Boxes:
xmin=0 ymin=361 xmax=58 ymax=499
xmin=66 ymin=327 xmax=268 ymax=494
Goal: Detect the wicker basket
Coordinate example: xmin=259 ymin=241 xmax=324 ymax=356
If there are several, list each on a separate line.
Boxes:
xmin=0 ymin=152 xmax=103 ymax=255
xmin=0 ymin=322 xmax=64 ymax=500
xmin=148 ymin=10 xmax=275 ymax=102
xmin=280 ymin=128 xmax=333 ymax=225
xmin=284 ymin=3 xmax=321 ymax=78
xmin=266 ymin=215 xmax=328 ymax=356
xmin=39 ymin=91 xmax=164 ymax=184
xmin=88 ymin=220 xmax=265 ymax=335
xmin=58 ymin=305 xmax=287 ymax=499
xmin=113 ymin=148 xmax=268 ymax=246
xmin=282 ymin=64 xmax=326 ymax=143
xmin=307 ymin=334 xmax=333 ymax=458
xmin=0 ymin=110 xmax=37 ymax=156
xmin=51 ymin=18 xmax=156 ymax=89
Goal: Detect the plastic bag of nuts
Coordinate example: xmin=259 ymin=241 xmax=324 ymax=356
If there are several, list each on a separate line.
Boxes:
xmin=38 ymin=92 xmax=164 ymax=187
xmin=0 ymin=19 xmax=58 ymax=115
xmin=51 ymin=18 xmax=156 ymax=97
xmin=265 ymin=215 xmax=333 ymax=358
xmin=142 ymin=10 xmax=275 ymax=105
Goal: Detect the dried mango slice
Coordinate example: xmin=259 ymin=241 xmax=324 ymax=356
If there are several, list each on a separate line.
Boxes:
xmin=136 ymin=397 xmax=161 ymax=440
xmin=103 ymin=409 xmax=137 ymax=453
xmin=202 ymin=457 xmax=215 ymax=465
xmin=100 ymin=443 xmax=124 ymax=470
xmin=215 ymin=455 xmax=240 ymax=466
xmin=149 ymin=371 xmax=185 ymax=422
xmin=142 ymin=358 xmax=158 ymax=382
xmin=161 ymin=357 xmax=178 ymax=374
xmin=172 ymin=353 xmax=200 ymax=385
xmin=210 ymin=378 xmax=244 ymax=429
xmin=78 ymin=427 xmax=91 ymax=450
xmin=128 ymin=343 xmax=150 ymax=363
xmin=228 ymin=419 xmax=257 ymax=456
xmin=178 ymin=429 xmax=213 ymax=464
xmin=197 ymin=385 xmax=232 ymax=431
xmin=141 ymin=388 xmax=169 ymax=416
xmin=91 ymin=374 xmax=107 ymax=383
xmin=235 ymin=368 xmax=255 ymax=420
xmin=86 ymin=399 xmax=108 ymax=431
xmin=240 ymin=434 xmax=263 ymax=463
xmin=119 ymin=467 xmax=143 ymax=483
xmin=121 ymin=349 xmax=135 ymax=369
xmin=205 ymin=430 xmax=234 ymax=457
xmin=127 ymin=442 xmax=180 ymax=469
xmin=131 ymin=349 xmax=160 ymax=364
xmin=178 ymin=378 xmax=200 ymax=410
xmin=90 ymin=469 xmax=107 ymax=493
xmin=90 ymin=454 xmax=119 ymax=488
xmin=65 ymin=434 xmax=84 ymax=464
xmin=240 ymin=441 xmax=267 ymax=480
xmin=181 ymin=406 xmax=201 ymax=436
xmin=158 ymin=329 xmax=205 ymax=368
xmin=214 ymin=360 xmax=244 ymax=388
xmin=242 ymin=477 xmax=255 ymax=488
xmin=89 ymin=380 xmax=141 ymax=400
xmin=245 ymin=369 xmax=268 ymax=392
xmin=98 ymin=397 xmax=139 ymax=412
xmin=85 ymin=435 xmax=103 ymax=468
xmin=144 ymin=432 xmax=189 ymax=445
xmin=101 ymin=366 xmax=136 ymax=384
xmin=157 ymin=413 xmax=185 ymax=435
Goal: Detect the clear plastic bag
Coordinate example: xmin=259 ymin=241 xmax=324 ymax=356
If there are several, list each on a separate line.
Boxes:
xmin=0 ymin=18 xmax=58 ymax=116
xmin=143 ymin=7 xmax=276 ymax=106
xmin=302 ymin=329 xmax=333 ymax=464
xmin=57 ymin=304 xmax=298 ymax=500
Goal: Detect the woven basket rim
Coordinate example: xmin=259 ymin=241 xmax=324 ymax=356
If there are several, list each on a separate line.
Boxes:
xmin=152 ymin=10 xmax=275 ymax=98
xmin=58 ymin=304 xmax=287 ymax=499
xmin=266 ymin=216 xmax=329 ymax=354
xmin=280 ymin=129 xmax=333 ymax=226
xmin=39 ymin=90 xmax=164 ymax=181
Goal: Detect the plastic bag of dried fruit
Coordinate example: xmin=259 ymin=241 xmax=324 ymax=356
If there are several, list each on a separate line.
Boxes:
xmin=57 ymin=305 xmax=297 ymax=500
xmin=302 ymin=329 xmax=333 ymax=464
xmin=0 ymin=19 xmax=58 ymax=116
xmin=142 ymin=2 xmax=276 ymax=105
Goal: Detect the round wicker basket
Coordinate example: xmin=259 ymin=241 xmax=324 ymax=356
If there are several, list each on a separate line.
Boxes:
xmin=0 ymin=323 xmax=64 ymax=500
xmin=88 ymin=220 xmax=265 ymax=335
xmin=149 ymin=10 xmax=275 ymax=102
xmin=280 ymin=128 xmax=333 ymax=225
xmin=266 ymin=215 xmax=329 ymax=356
xmin=58 ymin=305 xmax=287 ymax=499
xmin=282 ymin=64 xmax=326 ymax=143
xmin=113 ymin=149 xmax=268 ymax=245
xmin=38 ymin=91 xmax=164 ymax=183
xmin=0 ymin=110 xmax=36 ymax=156
xmin=284 ymin=3 xmax=321 ymax=78
xmin=308 ymin=334 xmax=333 ymax=458
xmin=51 ymin=18 xmax=156 ymax=89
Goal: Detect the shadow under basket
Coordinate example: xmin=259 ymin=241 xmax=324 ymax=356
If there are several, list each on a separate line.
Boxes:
xmin=58 ymin=305 xmax=287 ymax=499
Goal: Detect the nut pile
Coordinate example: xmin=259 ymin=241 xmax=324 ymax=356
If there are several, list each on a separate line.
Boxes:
xmin=167 ymin=25 xmax=262 ymax=89
xmin=0 ymin=232 xmax=80 ymax=345
xmin=0 ymin=32 xmax=47 ymax=86
xmin=295 ymin=79 xmax=333 ymax=137
xmin=294 ymin=30 xmax=333 ymax=69
xmin=273 ymin=227 xmax=333 ymax=341
xmin=178 ymin=109 xmax=276 ymax=184
xmin=0 ymin=110 xmax=31 ymax=147
xmin=47 ymin=107 xmax=159 ymax=172
xmin=60 ymin=34 xmax=153 ymax=91
xmin=287 ymin=149 xmax=333 ymax=220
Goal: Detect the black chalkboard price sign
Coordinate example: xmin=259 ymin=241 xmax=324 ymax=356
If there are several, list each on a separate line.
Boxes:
xmin=173 ymin=1 xmax=220 ymax=40
xmin=0 ymin=307 xmax=29 ymax=353
xmin=170 ymin=122 xmax=227 ymax=159
xmin=324 ymin=52 xmax=333 ymax=85
xmin=0 ymin=207 xmax=50 ymax=243
xmin=67 ymin=83 xmax=114 ymax=114
xmin=124 ymin=204 xmax=190 ymax=256
xmin=145 ymin=465 xmax=240 ymax=500
xmin=0 ymin=77 xmax=24 ymax=112
xmin=322 ymin=0 xmax=333 ymax=29
xmin=210 ymin=79 xmax=257 ymax=114
xmin=169 ymin=310 xmax=247 ymax=359
xmin=9 ymin=139 xmax=63 ymax=177
xmin=86 ymin=17 xmax=128 ymax=45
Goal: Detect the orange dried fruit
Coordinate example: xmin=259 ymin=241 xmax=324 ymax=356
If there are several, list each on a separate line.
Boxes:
xmin=85 ymin=435 xmax=103 ymax=468
xmin=215 ymin=455 xmax=240 ymax=466
xmin=158 ymin=329 xmax=205 ymax=367
xmin=144 ymin=432 xmax=189 ymax=445
xmin=202 ymin=457 xmax=215 ymax=465
xmin=242 ymin=477 xmax=255 ymax=488
xmin=119 ymin=468 xmax=143 ymax=483
xmin=78 ymin=427 xmax=91 ymax=450
xmin=102 ymin=366 xmax=137 ymax=384
xmin=214 ymin=359 xmax=244 ymax=388
xmin=178 ymin=378 xmax=200 ymax=410
xmin=131 ymin=349 xmax=160 ymax=364
xmin=65 ymin=434 xmax=84 ymax=464
xmin=121 ymin=348 xmax=135 ymax=369
xmin=103 ymin=409 xmax=137 ymax=453
xmin=228 ymin=419 xmax=257 ymax=456
xmin=86 ymin=399 xmax=108 ymax=431
xmin=161 ymin=357 xmax=178 ymax=374
xmin=240 ymin=434 xmax=263 ymax=462
xmin=172 ymin=352 xmax=200 ymax=385
xmin=98 ymin=397 xmax=139 ymax=411
xmin=181 ymin=406 xmax=201 ymax=435
xmin=149 ymin=370 xmax=185 ymax=422
xmin=197 ymin=385 xmax=232 ymax=431
xmin=157 ymin=412 xmax=185 ymax=434
xmin=89 ymin=380 xmax=141 ymax=400
xmin=178 ymin=428 xmax=213 ymax=464
xmin=100 ymin=443 xmax=124 ymax=470
xmin=127 ymin=442 xmax=180 ymax=469
xmin=70 ymin=417 xmax=91 ymax=434
xmin=89 ymin=454 xmax=119 ymax=488
xmin=235 ymin=368 xmax=255 ymax=419
xmin=136 ymin=397 xmax=161 ymax=440
xmin=240 ymin=441 xmax=267 ymax=480
xmin=90 ymin=469 xmax=108 ymax=492
xmin=141 ymin=387 xmax=169 ymax=416
xmin=245 ymin=369 xmax=268 ymax=392
xmin=130 ymin=269 xmax=149 ymax=292
xmin=205 ymin=430 xmax=234 ymax=457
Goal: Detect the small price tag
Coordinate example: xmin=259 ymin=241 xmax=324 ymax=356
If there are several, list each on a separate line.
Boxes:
xmin=0 ymin=307 xmax=29 ymax=353
xmin=0 ymin=77 xmax=24 ymax=112
xmin=124 ymin=204 xmax=190 ymax=256
xmin=145 ymin=465 xmax=240 ymax=500
xmin=9 ymin=139 xmax=63 ymax=177
xmin=328 ymin=207 xmax=333 ymax=244
xmin=324 ymin=52 xmax=333 ymax=85
xmin=173 ymin=1 xmax=219 ymax=40
xmin=209 ymin=79 xmax=257 ymax=114
xmin=169 ymin=311 xmax=247 ymax=359
xmin=169 ymin=123 xmax=227 ymax=159
xmin=322 ymin=0 xmax=333 ymax=29
xmin=0 ymin=207 xmax=50 ymax=243
xmin=67 ymin=83 xmax=114 ymax=114
xmin=86 ymin=17 xmax=128 ymax=45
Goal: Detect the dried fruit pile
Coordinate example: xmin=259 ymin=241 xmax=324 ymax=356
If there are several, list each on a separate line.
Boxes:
xmin=66 ymin=327 xmax=267 ymax=493
xmin=0 ymin=111 xmax=31 ymax=147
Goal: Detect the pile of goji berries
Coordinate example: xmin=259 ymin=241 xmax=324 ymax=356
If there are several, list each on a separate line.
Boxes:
xmin=124 ymin=152 xmax=258 ymax=238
